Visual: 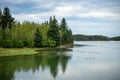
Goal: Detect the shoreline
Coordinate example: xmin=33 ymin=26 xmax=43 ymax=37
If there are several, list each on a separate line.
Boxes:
xmin=57 ymin=44 xmax=73 ymax=48
xmin=0 ymin=44 xmax=73 ymax=57
xmin=0 ymin=48 xmax=47 ymax=57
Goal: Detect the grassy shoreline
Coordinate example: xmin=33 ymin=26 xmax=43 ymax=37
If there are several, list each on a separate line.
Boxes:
xmin=0 ymin=48 xmax=45 ymax=57
xmin=0 ymin=44 xmax=73 ymax=57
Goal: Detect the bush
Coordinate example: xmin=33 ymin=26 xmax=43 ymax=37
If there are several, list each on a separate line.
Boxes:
xmin=42 ymin=37 xmax=56 ymax=47
xmin=42 ymin=37 xmax=49 ymax=47
xmin=23 ymin=39 xmax=34 ymax=47
xmin=13 ymin=40 xmax=24 ymax=48
xmin=0 ymin=39 xmax=4 ymax=47
xmin=48 ymin=39 xmax=56 ymax=47
xmin=2 ymin=39 xmax=14 ymax=48
xmin=0 ymin=39 xmax=24 ymax=48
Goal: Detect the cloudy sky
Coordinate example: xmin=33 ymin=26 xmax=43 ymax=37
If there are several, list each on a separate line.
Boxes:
xmin=1 ymin=0 xmax=120 ymax=37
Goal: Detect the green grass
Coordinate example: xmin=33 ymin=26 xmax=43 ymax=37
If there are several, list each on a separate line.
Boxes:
xmin=0 ymin=48 xmax=45 ymax=57
xmin=0 ymin=45 xmax=72 ymax=57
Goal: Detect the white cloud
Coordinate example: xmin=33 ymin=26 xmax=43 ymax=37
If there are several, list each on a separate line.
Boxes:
xmin=53 ymin=6 xmax=75 ymax=17
xmin=12 ymin=2 xmax=84 ymax=22
xmin=32 ymin=0 xmax=59 ymax=9
xmin=53 ymin=4 xmax=84 ymax=17
xmin=9 ymin=0 xmax=120 ymax=36
xmin=5 ymin=0 xmax=26 ymax=4
xmin=5 ymin=0 xmax=45 ymax=4
xmin=31 ymin=1 xmax=84 ymax=18
xmin=13 ymin=13 xmax=49 ymax=23
xmin=9 ymin=0 xmax=120 ymax=20
xmin=78 ymin=11 xmax=120 ymax=19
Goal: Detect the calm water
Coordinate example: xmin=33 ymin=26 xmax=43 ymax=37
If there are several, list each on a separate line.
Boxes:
xmin=0 ymin=41 xmax=120 ymax=80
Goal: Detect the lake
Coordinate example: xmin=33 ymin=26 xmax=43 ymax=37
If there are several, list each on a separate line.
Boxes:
xmin=0 ymin=41 xmax=120 ymax=80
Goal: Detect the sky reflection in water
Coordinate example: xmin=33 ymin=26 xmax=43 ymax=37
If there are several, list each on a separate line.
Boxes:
xmin=0 ymin=41 xmax=120 ymax=80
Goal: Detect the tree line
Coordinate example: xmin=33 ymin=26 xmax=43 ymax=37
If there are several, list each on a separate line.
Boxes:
xmin=73 ymin=34 xmax=120 ymax=41
xmin=0 ymin=7 xmax=73 ymax=48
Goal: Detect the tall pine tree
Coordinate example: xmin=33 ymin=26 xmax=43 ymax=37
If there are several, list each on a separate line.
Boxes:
xmin=60 ymin=18 xmax=68 ymax=44
xmin=0 ymin=8 xmax=2 ymax=27
xmin=60 ymin=18 xmax=67 ymax=31
xmin=34 ymin=28 xmax=42 ymax=47
xmin=47 ymin=16 xmax=60 ymax=46
xmin=60 ymin=18 xmax=73 ymax=44
xmin=1 ymin=7 xmax=14 ymax=29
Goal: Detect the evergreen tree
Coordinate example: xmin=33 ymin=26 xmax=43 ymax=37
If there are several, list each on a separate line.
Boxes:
xmin=0 ymin=8 xmax=2 ymax=16
xmin=60 ymin=18 xmax=67 ymax=31
xmin=0 ymin=7 xmax=73 ymax=48
xmin=0 ymin=9 xmax=2 ymax=39
xmin=60 ymin=18 xmax=68 ymax=44
xmin=47 ymin=16 xmax=60 ymax=46
xmin=0 ymin=8 xmax=2 ymax=27
xmin=34 ymin=28 xmax=42 ymax=47
xmin=60 ymin=18 xmax=73 ymax=44
xmin=69 ymin=29 xmax=73 ymax=43
xmin=1 ymin=7 xmax=14 ymax=29
xmin=49 ymin=16 xmax=52 ymax=26
xmin=67 ymin=29 xmax=73 ymax=43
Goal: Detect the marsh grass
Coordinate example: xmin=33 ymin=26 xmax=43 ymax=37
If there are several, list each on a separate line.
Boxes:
xmin=0 ymin=48 xmax=43 ymax=57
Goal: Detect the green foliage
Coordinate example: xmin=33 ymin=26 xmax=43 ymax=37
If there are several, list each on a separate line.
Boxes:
xmin=73 ymin=34 xmax=120 ymax=41
xmin=60 ymin=18 xmax=67 ymax=31
xmin=0 ymin=8 xmax=2 ymax=27
xmin=2 ymin=27 xmax=12 ymax=39
xmin=0 ymin=39 xmax=24 ymax=48
xmin=39 ymin=23 xmax=49 ymax=38
xmin=68 ymin=29 xmax=73 ymax=43
xmin=12 ymin=40 xmax=24 ymax=48
xmin=60 ymin=18 xmax=73 ymax=45
xmin=47 ymin=16 xmax=60 ymax=46
xmin=2 ymin=39 xmax=13 ymax=48
xmin=0 ymin=7 xmax=73 ymax=48
xmin=110 ymin=36 xmax=120 ymax=41
xmin=73 ymin=34 xmax=110 ymax=41
xmin=0 ymin=27 xmax=3 ymax=39
xmin=0 ymin=51 xmax=71 ymax=79
xmin=0 ymin=7 xmax=14 ymax=29
xmin=11 ymin=21 xmax=36 ymax=41
xmin=41 ymin=37 xmax=56 ymax=47
xmin=23 ymin=39 xmax=34 ymax=47
xmin=41 ymin=37 xmax=51 ymax=47
xmin=0 ymin=39 xmax=3 ymax=47
xmin=0 ymin=39 xmax=4 ymax=47
xmin=34 ymin=28 xmax=42 ymax=47
xmin=48 ymin=38 xmax=56 ymax=47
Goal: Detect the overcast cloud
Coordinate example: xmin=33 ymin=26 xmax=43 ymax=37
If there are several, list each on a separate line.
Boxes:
xmin=1 ymin=0 xmax=120 ymax=37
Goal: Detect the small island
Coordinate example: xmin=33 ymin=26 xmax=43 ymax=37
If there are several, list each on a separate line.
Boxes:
xmin=0 ymin=7 xmax=73 ymax=57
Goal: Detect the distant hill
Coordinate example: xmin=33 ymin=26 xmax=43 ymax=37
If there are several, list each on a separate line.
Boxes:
xmin=110 ymin=36 xmax=120 ymax=41
xmin=73 ymin=34 xmax=120 ymax=41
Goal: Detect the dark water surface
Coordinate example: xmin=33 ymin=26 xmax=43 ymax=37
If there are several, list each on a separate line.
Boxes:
xmin=0 ymin=41 xmax=120 ymax=80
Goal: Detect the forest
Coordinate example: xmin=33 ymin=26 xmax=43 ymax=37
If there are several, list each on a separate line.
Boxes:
xmin=0 ymin=7 xmax=73 ymax=48
xmin=73 ymin=34 xmax=120 ymax=41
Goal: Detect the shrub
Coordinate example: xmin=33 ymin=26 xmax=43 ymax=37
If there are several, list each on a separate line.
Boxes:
xmin=13 ymin=40 xmax=24 ymax=48
xmin=23 ymin=39 xmax=34 ymax=47
xmin=2 ymin=39 xmax=14 ymax=48
xmin=42 ymin=37 xmax=56 ymax=47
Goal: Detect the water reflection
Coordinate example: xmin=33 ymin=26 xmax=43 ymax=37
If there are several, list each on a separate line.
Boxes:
xmin=0 ymin=48 xmax=72 ymax=80
xmin=1 ymin=41 xmax=120 ymax=80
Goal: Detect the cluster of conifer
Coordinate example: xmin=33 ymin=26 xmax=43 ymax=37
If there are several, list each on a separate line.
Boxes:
xmin=0 ymin=7 xmax=73 ymax=48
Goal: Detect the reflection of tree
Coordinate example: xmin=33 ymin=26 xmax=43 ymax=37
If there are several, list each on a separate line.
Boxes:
xmin=48 ymin=56 xmax=59 ymax=78
xmin=60 ymin=55 xmax=70 ymax=73
xmin=0 ymin=57 xmax=16 ymax=80
xmin=0 ymin=65 xmax=14 ymax=80
xmin=0 ymin=49 xmax=72 ymax=80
